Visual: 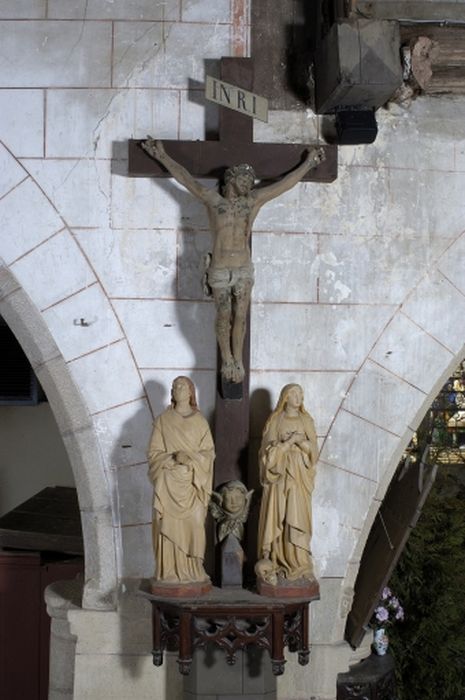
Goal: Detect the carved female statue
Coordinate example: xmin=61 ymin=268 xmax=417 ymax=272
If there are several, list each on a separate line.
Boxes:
xmin=148 ymin=376 xmax=215 ymax=585
xmin=256 ymin=384 xmax=318 ymax=586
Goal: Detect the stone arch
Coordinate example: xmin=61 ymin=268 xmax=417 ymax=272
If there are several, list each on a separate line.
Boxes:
xmin=0 ymin=262 xmax=118 ymax=609
xmin=331 ymin=230 xmax=465 ymax=638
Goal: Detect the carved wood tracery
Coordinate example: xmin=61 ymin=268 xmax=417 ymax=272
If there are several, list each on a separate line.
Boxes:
xmin=147 ymin=591 xmax=316 ymax=676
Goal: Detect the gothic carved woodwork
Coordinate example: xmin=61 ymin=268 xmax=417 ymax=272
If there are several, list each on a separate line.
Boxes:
xmin=193 ymin=615 xmax=271 ymax=664
xmin=337 ymin=653 xmax=397 ymax=700
xmin=148 ymin=592 xmax=314 ymax=676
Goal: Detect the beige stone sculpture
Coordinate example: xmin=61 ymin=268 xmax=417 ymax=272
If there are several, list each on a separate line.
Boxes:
xmin=148 ymin=376 xmax=215 ymax=591
xmin=210 ymin=480 xmax=253 ymax=587
xmin=142 ymin=137 xmax=325 ymax=384
xmin=256 ymin=384 xmax=319 ymax=591
xmin=209 ymin=480 xmax=254 ymax=543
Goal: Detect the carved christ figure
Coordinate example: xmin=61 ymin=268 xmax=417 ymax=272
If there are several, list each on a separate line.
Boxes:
xmin=142 ymin=137 xmax=325 ymax=383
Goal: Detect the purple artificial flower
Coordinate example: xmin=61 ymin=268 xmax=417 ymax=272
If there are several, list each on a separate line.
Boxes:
xmin=375 ymin=606 xmax=389 ymax=623
xmin=382 ymin=586 xmax=392 ymax=600
xmin=372 ymin=588 xmax=404 ymax=629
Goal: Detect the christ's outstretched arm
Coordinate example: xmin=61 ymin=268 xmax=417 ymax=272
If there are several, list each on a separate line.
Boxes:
xmin=253 ymin=147 xmax=325 ymax=207
xmin=142 ymin=137 xmax=212 ymax=203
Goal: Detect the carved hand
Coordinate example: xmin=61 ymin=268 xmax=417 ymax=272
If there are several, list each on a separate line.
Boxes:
xmin=282 ymin=431 xmax=305 ymax=445
xmin=175 ymin=450 xmax=192 ymax=465
xmin=307 ymin=146 xmax=326 ymax=168
xmin=142 ymin=135 xmax=166 ymax=162
xmin=290 ymin=431 xmax=306 ymax=445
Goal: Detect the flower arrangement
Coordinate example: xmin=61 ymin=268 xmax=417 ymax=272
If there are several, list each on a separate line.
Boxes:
xmin=372 ymin=586 xmax=405 ymax=629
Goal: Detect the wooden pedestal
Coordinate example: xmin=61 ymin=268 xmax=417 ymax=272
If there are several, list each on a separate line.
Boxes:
xmin=337 ymin=653 xmax=397 ymax=700
xmin=257 ymin=576 xmax=320 ymax=599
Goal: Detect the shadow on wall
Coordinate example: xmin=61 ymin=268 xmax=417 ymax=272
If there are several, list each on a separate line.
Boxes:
xmin=116 ymin=582 xmax=183 ymax=697
xmin=111 ymin=140 xmax=129 ymax=176
xmin=112 ymin=381 xmax=161 ymax=681
xmin=159 ymin=176 xmax=217 ymax=375
xmin=111 ymin=139 xmax=217 ymax=377
xmin=112 ymin=378 xmax=185 ymax=695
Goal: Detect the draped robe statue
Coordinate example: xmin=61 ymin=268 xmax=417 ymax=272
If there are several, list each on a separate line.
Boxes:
xmin=148 ymin=376 xmax=215 ymax=584
xmin=256 ymin=384 xmax=318 ymax=586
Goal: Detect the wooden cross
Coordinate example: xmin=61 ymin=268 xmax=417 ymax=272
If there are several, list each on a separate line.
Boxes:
xmin=134 ymin=57 xmax=327 ymax=666
xmin=128 ymin=57 xmax=336 ymax=489
xmin=128 ymin=58 xmax=337 ymax=183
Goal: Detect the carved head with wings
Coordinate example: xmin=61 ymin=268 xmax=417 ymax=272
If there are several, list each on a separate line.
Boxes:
xmin=209 ymin=480 xmax=254 ymax=543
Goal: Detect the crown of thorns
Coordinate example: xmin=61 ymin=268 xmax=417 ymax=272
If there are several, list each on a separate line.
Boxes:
xmin=224 ymin=164 xmax=256 ymax=184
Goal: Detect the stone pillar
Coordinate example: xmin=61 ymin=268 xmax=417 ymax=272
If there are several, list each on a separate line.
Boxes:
xmin=184 ymin=647 xmax=276 ymax=700
xmin=45 ymin=578 xmax=83 ymax=700
xmin=67 ymin=585 xmax=184 ymax=700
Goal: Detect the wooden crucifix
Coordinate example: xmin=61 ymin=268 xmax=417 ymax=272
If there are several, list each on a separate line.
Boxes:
xmin=128 ymin=58 xmax=336 ymax=182
xmin=128 ymin=57 xmax=336 ymax=486
xmin=136 ymin=57 xmax=326 ymax=677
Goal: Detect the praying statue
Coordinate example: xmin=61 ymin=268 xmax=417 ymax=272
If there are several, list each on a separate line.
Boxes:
xmin=148 ymin=376 xmax=215 ymax=588
xmin=256 ymin=384 xmax=319 ymax=588
xmin=142 ymin=137 xmax=325 ymax=384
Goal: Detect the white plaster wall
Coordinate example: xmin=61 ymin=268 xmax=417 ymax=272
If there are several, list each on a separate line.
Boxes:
xmin=0 ymin=402 xmax=74 ymax=516
xmin=0 ymin=3 xmax=464 ymax=699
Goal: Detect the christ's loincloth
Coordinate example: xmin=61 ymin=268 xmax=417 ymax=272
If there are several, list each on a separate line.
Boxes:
xmin=203 ymin=256 xmax=254 ymax=297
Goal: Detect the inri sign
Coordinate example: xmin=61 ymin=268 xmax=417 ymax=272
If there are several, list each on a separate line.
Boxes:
xmin=205 ymin=75 xmax=268 ymax=123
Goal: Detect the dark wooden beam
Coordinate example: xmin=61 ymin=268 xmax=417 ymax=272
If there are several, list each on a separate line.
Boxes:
xmin=129 ymin=139 xmax=336 ymax=182
xmin=251 ymin=0 xmax=319 ymax=110
xmin=353 ymin=1 xmax=465 ymax=22
xmin=128 ymin=57 xmax=337 ymax=183
xmin=0 ymin=487 xmax=83 ymax=556
xmin=345 ymin=459 xmax=437 ymax=648
xmin=213 ymin=319 xmax=251 ymax=487
xmin=401 ymin=24 xmax=465 ymax=95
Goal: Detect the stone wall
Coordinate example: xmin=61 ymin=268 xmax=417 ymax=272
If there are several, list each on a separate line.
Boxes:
xmin=0 ymin=2 xmax=464 ymax=699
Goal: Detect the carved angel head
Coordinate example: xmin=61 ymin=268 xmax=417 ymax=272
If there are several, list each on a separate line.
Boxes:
xmin=209 ymin=481 xmax=253 ymax=542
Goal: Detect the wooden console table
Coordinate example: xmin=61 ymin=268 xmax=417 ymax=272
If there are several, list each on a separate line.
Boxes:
xmin=140 ymin=584 xmax=319 ymax=676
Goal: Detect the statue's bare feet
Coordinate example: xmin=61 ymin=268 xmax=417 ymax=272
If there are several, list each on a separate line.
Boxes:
xmin=221 ymin=359 xmax=236 ymax=382
xmin=230 ymin=360 xmax=245 ymax=384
